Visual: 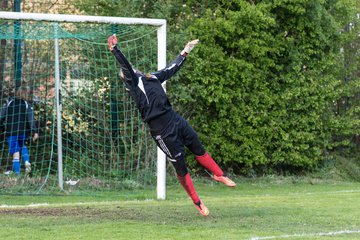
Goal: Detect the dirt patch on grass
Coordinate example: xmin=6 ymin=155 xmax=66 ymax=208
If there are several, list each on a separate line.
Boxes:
xmin=0 ymin=206 xmax=144 ymax=220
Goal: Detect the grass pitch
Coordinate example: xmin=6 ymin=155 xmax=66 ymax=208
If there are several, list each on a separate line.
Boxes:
xmin=0 ymin=177 xmax=359 ymax=240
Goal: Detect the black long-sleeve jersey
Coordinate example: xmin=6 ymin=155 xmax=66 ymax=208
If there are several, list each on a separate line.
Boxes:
xmin=0 ymin=98 xmax=38 ymax=137
xmin=111 ymin=46 xmax=186 ymax=125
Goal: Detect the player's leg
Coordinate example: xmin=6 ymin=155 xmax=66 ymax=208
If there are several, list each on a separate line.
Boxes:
xmin=153 ymin=132 xmax=209 ymax=216
xmin=195 ymin=151 xmax=236 ymax=187
xmin=22 ymin=146 xmax=31 ymax=174
xmin=171 ymin=158 xmax=209 ymax=217
xmin=178 ymin=116 xmax=223 ymax=175
xmin=19 ymin=135 xmax=31 ymax=174
xmin=6 ymin=136 xmax=21 ymax=175
xmin=12 ymin=152 xmax=20 ymax=175
xmin=183 ymin=123 xmax=236 ymax=187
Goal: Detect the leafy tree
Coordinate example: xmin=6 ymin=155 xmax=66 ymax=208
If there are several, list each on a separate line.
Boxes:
xmin=182 ymin=0 xmax=360 ymax=174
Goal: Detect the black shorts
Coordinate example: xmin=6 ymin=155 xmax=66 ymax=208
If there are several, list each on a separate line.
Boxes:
xmin=149 ymin=111 xmax=197 ymax=161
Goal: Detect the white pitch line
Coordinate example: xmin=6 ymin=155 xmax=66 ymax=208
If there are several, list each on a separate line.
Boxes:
xmin=0 ymin=199 xmax=155 ymax=209
xmin=303 ymin=189 xmax=360 ymax=195
xmin=236 ymin=189 xmax=360 ymax=199
xmin=0 ymin=203 xmax=50 ymax=208
xmin=250 ymin=230 xmax=360 ymax=240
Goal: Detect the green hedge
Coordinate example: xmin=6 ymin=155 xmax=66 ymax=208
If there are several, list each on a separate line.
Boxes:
xmin=177 ymin=0 xmax=360 ymax=173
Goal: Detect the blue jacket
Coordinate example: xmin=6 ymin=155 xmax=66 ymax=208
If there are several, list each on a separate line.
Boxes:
xmin=0 ymin=98 xmax=37 ymax=137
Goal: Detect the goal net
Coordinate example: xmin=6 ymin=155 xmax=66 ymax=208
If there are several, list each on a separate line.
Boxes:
xmin=0 ymin=12 xmax=167 ymax=197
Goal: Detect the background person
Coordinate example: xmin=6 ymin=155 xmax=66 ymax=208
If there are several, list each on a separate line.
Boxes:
xmin=0 ymin=86 xmax=38 ymax=175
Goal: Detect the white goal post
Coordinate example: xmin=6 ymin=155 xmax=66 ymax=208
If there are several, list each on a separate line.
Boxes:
xmin=0 ymin=11 xmax=168 ymax=200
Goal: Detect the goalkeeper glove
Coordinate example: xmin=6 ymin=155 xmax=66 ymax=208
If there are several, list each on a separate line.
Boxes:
xmin=181 ymin=39 xmax=199 ymax=56
xmin=107 ymin=34 xmax=118 ymax=51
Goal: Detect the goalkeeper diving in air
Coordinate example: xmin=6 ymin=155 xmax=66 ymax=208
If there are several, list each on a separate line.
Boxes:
xmin=107 ymin=34 xmax=236 ymax=217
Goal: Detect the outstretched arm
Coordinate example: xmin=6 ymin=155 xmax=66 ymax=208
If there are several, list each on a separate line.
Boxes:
xmin=108 ymin=34 xmax=138 ymax=89
xmin=0 ymin=99 xmax=10 ymax=127
xmin=0 ymin=102 xmax=6 ymax=128
xmin=152 ymin=39 xmax=199 ymax=83
xmin=26 ymin=103 xmax=38 ymax=142
xmin=0 ymin=103 xmax=6 ymax=122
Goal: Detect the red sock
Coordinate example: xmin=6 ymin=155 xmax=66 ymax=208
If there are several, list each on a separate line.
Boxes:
xmin=195 ymin=152 xmax=223 ymax=177
xmin=177 ymin=173 xmax=200 ymax=204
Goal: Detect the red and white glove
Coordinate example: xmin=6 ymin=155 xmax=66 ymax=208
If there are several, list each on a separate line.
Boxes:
xmin=107 ymin=34 xmax=118 ymax=51
xmin=181 ymin=39 xmax=199 ymax=56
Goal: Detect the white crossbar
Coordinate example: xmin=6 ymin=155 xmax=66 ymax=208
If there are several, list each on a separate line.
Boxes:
xmin=0 ymin=11 xmax=166 ymax=26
